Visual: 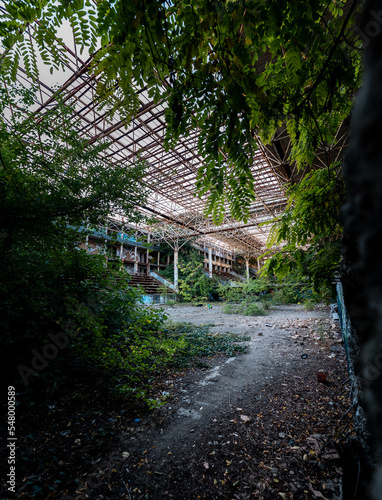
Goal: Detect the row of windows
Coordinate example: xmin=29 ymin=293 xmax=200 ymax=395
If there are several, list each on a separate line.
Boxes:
xmin=202 ymin=253 xmax=233 ymax=265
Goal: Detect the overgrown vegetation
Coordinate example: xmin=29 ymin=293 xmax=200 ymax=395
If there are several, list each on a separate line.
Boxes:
xmin=260 ymin=165 xmax=345 ymax=299
xmin=217 ymin=277 xmax=270 ymax=302
xmin=217 ymin=275 xmax=326 ymax=315
xmin=178 ymin=249 xmax=218 ymax=302
xmin=163 ymin=322 xmax=250 ymax=367
xmin=0 ymin=85 xmax=168 ymax=408
xmin=217 ymin=277 xmax=269 ymax=315
xmin=222 ymin=301 xmax=267 ymax=316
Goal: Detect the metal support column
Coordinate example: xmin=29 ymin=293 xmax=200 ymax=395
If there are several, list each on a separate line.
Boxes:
xmin=174 ymin=249 xmax=179 ymax=290
xmin=120 ymin=232 xmax=124 ymax=261
xmin=146 ymin=233 xmax=151 ymax=275
xmin=208 ymin=247 xmax=213 ymax=278
xmin=134 ymin=245 xmax=138 ymax=274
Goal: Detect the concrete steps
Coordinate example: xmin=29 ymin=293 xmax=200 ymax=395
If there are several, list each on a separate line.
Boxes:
xmin=129 ymin=274 xmax=167 ymax=294
xmin=212 ymin=270 xmax=243 ymax=282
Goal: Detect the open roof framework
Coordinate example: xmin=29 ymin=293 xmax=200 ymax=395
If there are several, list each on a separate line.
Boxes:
xmin=5 ymin=16 xmax=349 ymax=259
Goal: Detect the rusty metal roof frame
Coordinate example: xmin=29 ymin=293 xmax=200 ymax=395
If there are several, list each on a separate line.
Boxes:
xmin=3 ymin=15 xmax=348 ymax=258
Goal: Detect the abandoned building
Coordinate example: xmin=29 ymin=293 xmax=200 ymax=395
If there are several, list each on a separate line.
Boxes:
xmin=4 ymin=1 xmax=382 ymax=497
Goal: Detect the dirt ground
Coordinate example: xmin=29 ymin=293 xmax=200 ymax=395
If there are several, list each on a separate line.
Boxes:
xmin=4 ymin=303 xmax=352 ymax=500
xmin=116 ymin=303 xmax=351 ymax=500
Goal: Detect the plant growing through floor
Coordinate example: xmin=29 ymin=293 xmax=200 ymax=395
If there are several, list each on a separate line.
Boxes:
xmin=222 ymin=300 xmax=267 ymax=316
xmin=217 ymin=278 xmax=271 ymax=315
xmin=162 ymin=321 xmax=250 ymax=368
xmin=217 ymin=277 xmax=270 ymax=303
xmin=158 ymin=282 xmax=169 ymax=300
xmin=177 ymin=250 xmax=218 ymax=302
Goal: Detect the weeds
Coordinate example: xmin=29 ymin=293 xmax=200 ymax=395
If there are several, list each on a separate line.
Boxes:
xmin=163 ymin=321 xmax=250 ymax=368
xmin=112 ymin=320 xmax=250 ymax=408
xmin=222 ymin=300 xmax=267 ymax=316
xmin=303 ymin=299 xmax=316 ymax=311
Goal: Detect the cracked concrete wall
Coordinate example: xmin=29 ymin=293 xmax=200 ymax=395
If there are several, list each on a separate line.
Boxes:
xmin=341 ymin=1 xmax=382 ymax=497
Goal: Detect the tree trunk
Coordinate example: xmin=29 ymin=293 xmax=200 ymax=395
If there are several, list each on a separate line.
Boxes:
xmin=342 ymin=1 xmax=382 ymax=496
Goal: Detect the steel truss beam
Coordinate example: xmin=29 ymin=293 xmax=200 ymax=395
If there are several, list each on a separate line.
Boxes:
xmin=3 ymin=16 xmax=348 ymax=259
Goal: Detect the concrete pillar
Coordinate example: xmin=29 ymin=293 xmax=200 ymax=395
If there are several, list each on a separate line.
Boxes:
xmin=157 ymin=251 xmax=160 ymax=272
xmin=208 ymin=247 xmax=213 ymax=278
xmin=119 ymin=231 xmax=124 ymax=261
xmin=134 ymin=246 xmax=138 ymax=274
xmin=245 ymin=258 xmax=249 ymax=280
xmin=146 ymin=233 xmax=150 ymax=275
xmin=174 ymin=249 xmax=179 ymax=289
xmin=257 ymin=258 xmax=260 ymax=270
xmin=104 ymin=238 xmax=108 ymax=267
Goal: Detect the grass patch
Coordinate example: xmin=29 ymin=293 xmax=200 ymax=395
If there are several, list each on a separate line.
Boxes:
xmin=222 ymin=300 xmax=267 ymax=316
xmin=163 ymin=321 xmax=250 ymax=368
xmin=87 ymin=321 xmax=250 ymax=408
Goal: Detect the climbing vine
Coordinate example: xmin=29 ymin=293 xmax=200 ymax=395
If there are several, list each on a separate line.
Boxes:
xmin=261 ymin=163 xmax=345 ymax=297
xmin=178 ymin=250 xmax=218 ymax=302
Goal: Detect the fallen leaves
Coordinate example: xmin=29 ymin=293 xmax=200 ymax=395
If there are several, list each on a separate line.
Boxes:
xmin=13 ymin=306 xmax=350 ymax=500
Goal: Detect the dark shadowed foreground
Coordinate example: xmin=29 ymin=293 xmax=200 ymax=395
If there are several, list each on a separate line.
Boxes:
xmin=0 ymin=304 xmax=354 ymax=500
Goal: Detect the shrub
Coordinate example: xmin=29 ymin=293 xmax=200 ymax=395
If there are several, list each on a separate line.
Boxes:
xmin=178 ymin=250 xmax=218 ymax=302
xmin=217 ymin=277 xmax=270 ymax=302
xmin=222 ymin=299 xmax=267 ymax=316
xmin=162 ymin=321 xmax=250 ymax=367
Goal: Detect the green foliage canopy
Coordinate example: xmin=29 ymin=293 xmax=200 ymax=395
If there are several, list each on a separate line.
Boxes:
xmin=0 ymin=0 xmax=363 ymax=222
xmin=260 ymin=164 xmax=345 ymax=296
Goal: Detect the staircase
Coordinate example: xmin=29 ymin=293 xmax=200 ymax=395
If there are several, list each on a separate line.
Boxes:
xmin=128 ymin=274 xmax=169 ymax=294
xmin=212 ymin=270 xmax=243 ymax=282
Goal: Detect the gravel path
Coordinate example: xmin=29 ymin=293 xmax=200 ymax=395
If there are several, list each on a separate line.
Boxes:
xmin=120 ymin=303 xmax=348 ymax=500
